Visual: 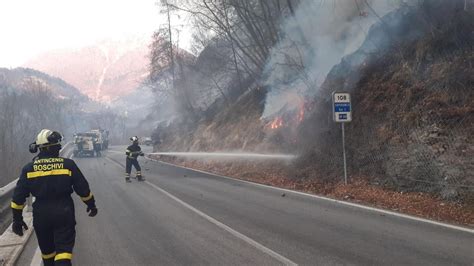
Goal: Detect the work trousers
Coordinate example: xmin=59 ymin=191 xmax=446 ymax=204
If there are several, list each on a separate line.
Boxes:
xmin=33 ymin=198 xmax=76 ymax=266
xmin=93 ymin=145 xmax=101 ymax=157
xmin=125 ymin=158 xmax=142 ymax=177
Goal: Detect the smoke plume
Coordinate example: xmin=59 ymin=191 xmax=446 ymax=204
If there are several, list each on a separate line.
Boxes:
xmin=262 ymin=0 xmax=404 ymax=117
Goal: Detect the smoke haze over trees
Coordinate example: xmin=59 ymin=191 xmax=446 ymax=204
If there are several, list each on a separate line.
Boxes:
xmin=149 ymin=0 xmax=403 ymax=119
xmin=0 ymin=69 xmax=74 ymax=185
xmin=0 ymin=68 xmax=131 ymax=186
xmin=0 ymin=0 xmax=471 ymax=227
xmin=148 ymin=0 xmax=473 ymax=201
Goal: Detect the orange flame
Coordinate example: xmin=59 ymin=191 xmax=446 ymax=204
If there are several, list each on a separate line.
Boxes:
xmin=266 ymin=101 xmax=305 ymax=130
xmin=269 ymin=117 xmax=284 ymax=129
xmin=297 ymin=105 xmax=305 ymax=122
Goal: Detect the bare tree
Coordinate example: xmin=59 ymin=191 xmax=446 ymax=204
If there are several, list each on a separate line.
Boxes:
xmin=0 ymin=83 xmax=69 ymax=185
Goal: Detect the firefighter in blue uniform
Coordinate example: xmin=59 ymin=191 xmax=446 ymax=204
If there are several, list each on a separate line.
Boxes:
xmin=11 ymin=129 xmax=98 ymax=266
xmin=125 ymin=136 xmax=144 ymax=182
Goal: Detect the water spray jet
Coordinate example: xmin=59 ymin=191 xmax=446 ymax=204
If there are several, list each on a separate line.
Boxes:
xmin=148 ymin=152 xmax=296 ymax=161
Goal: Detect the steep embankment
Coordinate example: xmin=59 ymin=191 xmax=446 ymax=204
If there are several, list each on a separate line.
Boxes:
xmin=297 ymin=2 xmax=474 ymax=197
xmin=157 ymin=88 xmax=268 ymax=152
xmin=154 ymin=2 xmax=473 ymax=225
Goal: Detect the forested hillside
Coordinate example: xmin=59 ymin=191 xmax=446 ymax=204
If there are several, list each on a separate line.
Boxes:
xmin=0 ymin=68 xmax=126 ymax=185
xmin=148 ymin=0 xmax=473 ymax=218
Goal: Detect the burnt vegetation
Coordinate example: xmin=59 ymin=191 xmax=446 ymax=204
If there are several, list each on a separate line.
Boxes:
xmin=297 ymin=0 xmax=473 ymax=200
xmin=149 ymin=0 xmax=473 ymax=207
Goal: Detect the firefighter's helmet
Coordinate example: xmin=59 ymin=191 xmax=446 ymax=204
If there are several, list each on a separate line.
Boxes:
xmin=130 ymin=136 xmax=139 ymax=143
xmin=29 ymin=129 xmax=63 ymax=153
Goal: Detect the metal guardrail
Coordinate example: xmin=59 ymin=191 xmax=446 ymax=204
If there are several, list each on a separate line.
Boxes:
xmin=0 ymin=179 xmax=17 ymax=233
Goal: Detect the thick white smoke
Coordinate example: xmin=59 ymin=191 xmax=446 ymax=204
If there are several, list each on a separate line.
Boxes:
xmin=262 ymin=0 xmax=404 ymax=117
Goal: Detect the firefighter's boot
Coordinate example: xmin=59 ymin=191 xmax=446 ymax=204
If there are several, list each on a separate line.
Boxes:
xmin=137 ymin=171 xmax=145 ymax=181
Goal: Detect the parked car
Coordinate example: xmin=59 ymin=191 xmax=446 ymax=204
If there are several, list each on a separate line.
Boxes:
xmin=143 ymin=137 xmax=153 ymax=146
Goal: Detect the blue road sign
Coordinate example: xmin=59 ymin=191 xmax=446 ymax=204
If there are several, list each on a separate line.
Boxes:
xmin=332 ymin=92 xmax=352 ymax=123
xmin=334 ymin=103 xmax=351 ymax=112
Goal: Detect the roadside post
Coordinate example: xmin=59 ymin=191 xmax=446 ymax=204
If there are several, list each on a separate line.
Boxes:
xmin=332 ymin=92 xmax=352 ymax=185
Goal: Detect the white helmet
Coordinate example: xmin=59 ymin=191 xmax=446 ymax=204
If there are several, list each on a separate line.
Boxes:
xmin=130 ymin=136 xmax=139 ymax=142
xmin=36 ymin=129 xmax=63 ymax=146
xmin=30 ymin=129 xmax=63 ymax=153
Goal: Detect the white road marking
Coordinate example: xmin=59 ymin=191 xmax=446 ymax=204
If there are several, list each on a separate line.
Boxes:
xmin=105 ymin=157 xmax=297 ymax=266
xmin=145 ymin=181 xmax=298 ymax=266
xmin=147 ymin=157 xmax=474 ymax=234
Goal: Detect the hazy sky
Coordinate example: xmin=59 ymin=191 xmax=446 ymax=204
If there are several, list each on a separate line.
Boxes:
xmin=0 ymin=0 xmax=191 ymax=67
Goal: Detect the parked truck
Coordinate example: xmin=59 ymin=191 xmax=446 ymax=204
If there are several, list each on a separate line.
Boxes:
xmin=73 ymin=132 xmax=96 ymax=157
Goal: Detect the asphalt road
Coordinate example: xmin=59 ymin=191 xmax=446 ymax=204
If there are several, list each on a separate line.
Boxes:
xmin=16 ymin=146 xmax=474 ymax=265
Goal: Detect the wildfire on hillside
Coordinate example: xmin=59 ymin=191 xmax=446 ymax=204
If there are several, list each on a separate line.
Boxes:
xmin=297 ymin=104 xmax=305 ymax=122
xmin=265 ymin=102 xmax=306 ymax=130
xmin=269 ymin=117 xmax=284 ymax=129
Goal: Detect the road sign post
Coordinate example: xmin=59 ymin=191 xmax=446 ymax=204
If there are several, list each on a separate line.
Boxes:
xmin=332 ymin=92 xmax=352 ymax=185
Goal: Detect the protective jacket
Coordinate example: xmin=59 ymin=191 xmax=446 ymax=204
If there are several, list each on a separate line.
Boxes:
xmin=125 ymin=143 xmax=143 ymax=181
xmin=126 ymin=143 xmax=142 ymax=160
xmin=12 ymin=153 xmax=95 ymax=208
xmin=11 ymin=151 xmax=95 ymax=265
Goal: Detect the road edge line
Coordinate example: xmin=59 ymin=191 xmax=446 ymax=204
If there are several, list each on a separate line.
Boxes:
xmin=146 ymin=157 xmax=474 ymax=234
xmin=105 ymin=157 xmax=297 ymax=265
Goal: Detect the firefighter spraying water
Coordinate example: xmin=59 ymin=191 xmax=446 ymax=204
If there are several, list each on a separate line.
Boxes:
xmin=125 ymin=136 xmax=145 ymax=182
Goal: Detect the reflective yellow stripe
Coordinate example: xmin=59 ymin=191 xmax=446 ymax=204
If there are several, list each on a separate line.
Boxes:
xmin=55 ymin=252 xmax=72 ymax=261
xmin=27 ymin=169 xmax=72 ymax=179
xmin=81 ymin=192 xmax=93 ymax=202
xmin=42 ymin=252 xmax=56 ymax=259
xmin=11 ymin=202 xmax=24 ymax=210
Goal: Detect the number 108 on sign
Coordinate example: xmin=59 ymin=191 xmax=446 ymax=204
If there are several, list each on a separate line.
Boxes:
xmin=333 ymin=92 xmax=352 ymax=122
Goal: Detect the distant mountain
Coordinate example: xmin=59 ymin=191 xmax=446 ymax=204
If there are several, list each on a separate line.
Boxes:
xmin=0 ymin=67 xmax=87 ymax=100
xmin=24 ymin=36 xmax=150 ymax=102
